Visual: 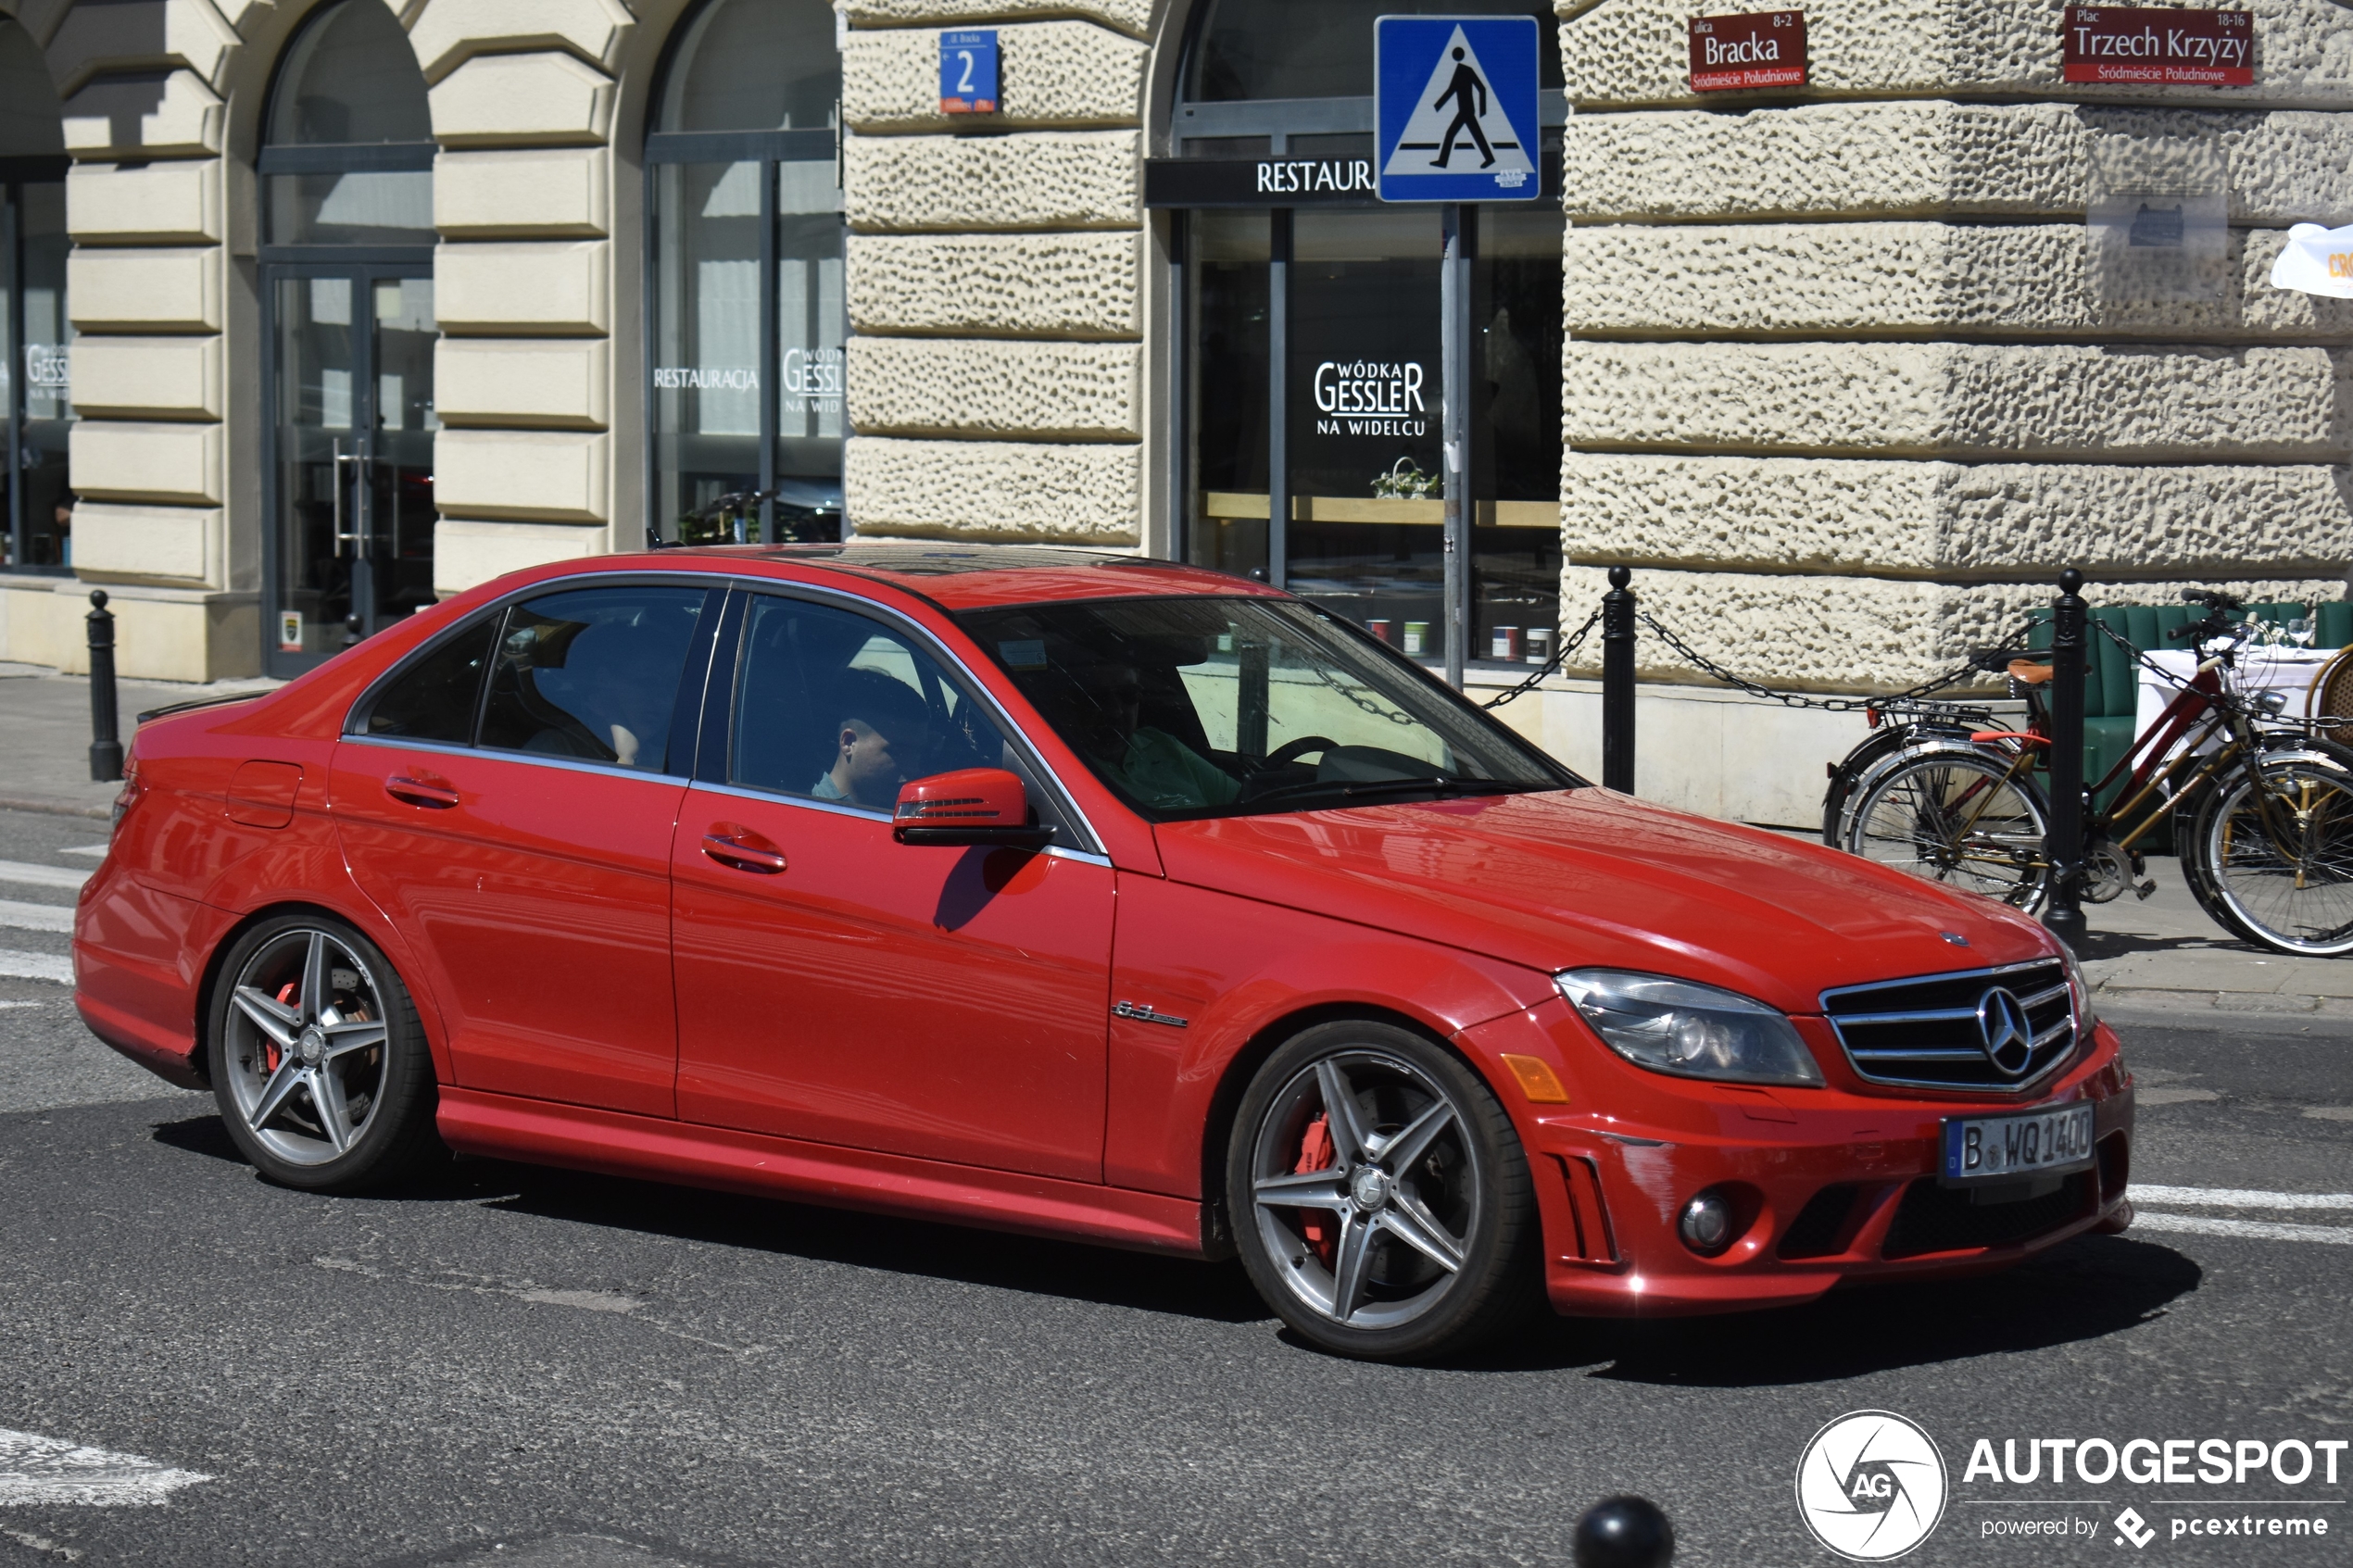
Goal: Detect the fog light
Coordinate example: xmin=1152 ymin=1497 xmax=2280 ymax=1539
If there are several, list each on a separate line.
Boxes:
xmin=1679 ymin=1190 xmax=1735 ymax=1257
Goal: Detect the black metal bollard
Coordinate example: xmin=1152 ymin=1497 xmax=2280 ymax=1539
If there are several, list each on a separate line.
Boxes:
xmin=1574 ymin=1495 xmax=1675 ymax=1568
xmin=1602 ymin=566 xmax=1636 ymax=793
xmin=2044 ymin=569 xmax=2089 ymax=950
xmin=87 ymin=590 xmax=124 ymax=783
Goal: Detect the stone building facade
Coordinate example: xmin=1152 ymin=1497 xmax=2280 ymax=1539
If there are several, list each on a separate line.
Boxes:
xmin=0 ymin=0 xmax=2347 ymax=823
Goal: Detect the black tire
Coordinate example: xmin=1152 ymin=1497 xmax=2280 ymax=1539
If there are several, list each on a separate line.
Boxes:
xmin=1842 ymin=744 xmax=2054 ymax=912
xmin=206 ymin=911 xmax=444 ymax=1192
xmin=2187 ymin=747 xmax=2353 ymax=957
xmin=1821 ymin=727 xmax=1916 ymax=847
xmin=1227 ymin=1020 xmax=1540 ymax=1361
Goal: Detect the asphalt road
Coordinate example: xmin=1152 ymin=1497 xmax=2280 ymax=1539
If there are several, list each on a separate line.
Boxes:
xmin=1 ymin=805 xmax=2348 ymax=1568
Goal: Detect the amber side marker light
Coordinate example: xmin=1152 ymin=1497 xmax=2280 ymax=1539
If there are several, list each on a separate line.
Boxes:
xmin=1500 ymin=1054 xmax=1570 ymax=1104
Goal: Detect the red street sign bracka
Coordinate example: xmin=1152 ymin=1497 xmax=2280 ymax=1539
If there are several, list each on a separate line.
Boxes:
xmin=1688 ymin=11 xmax=1807 ymax=92
xmin=2062 ymin=6 xmax=2253 ymax=86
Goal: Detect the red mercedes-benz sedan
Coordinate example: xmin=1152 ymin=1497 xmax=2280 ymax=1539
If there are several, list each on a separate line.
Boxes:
xmin=73 ymin=545 xmax=2133 ymax=1360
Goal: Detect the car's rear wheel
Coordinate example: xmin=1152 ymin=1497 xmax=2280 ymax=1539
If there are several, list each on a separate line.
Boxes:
xmin=1227 ymin=1020 xmax=1539 ymax=1361
xmin=207 ymin=912 xmax=442 ymax=1191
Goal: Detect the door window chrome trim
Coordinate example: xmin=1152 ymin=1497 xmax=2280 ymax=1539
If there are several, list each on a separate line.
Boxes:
xmin=338 ymin=733 xmax=693 ymax=790
xmin=684 ymin=777 xmax=1115 ymax=868
xmin=720 ymin=575 xmax=1109 ymax=859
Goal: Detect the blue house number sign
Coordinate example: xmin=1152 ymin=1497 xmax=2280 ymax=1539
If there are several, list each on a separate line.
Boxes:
xmin=939 ymin=30 xmax=1000 ymax=114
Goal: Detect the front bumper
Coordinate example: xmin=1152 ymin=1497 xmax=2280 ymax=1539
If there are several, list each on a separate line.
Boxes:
xmin=1457 ymin=1001 xmax=2135 ymax=1318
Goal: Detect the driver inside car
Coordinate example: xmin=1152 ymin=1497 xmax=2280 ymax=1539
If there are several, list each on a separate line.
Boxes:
xmin=812 ymin=668 xmax=934 ymax=809
xmin=1070 ymin=662 xmax=1239 ymax=811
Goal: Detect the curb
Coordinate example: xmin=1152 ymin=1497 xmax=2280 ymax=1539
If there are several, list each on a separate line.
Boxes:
xmin=0 ymin=796 xmax=113 ymax=822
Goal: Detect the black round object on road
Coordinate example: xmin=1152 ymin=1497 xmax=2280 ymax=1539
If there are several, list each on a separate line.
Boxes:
xmin=1574 ymin=1495 xmax=1674 ymax=1568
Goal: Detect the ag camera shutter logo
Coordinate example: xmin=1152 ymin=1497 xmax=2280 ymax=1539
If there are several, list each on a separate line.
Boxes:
xmin=1795 ymin=1411 xmax=1949 ymax=1560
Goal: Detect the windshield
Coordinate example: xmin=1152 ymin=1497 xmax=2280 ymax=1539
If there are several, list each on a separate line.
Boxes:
xmin=957 ymin=596 xmax=1578 ymax=821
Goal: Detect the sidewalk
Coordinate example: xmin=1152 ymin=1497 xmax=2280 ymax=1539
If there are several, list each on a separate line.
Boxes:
xmin=0 ymin=662 xmax=276 ymax=819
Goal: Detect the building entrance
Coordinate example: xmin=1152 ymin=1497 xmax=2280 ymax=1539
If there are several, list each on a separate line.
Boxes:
xmin=265 ymin=267 xmax=436 ymax=660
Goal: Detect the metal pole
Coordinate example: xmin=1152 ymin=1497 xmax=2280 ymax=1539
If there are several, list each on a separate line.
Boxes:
xmin=1266 ymin=207 xmax=1290 ymax=590
xmin=1441 ymin=202 xmax=1470 ymax=690
xmin=87 ymin=590 xmax=123 ymax=783
xmin=2044 ymin=567 xmax=2089 ymax=949
xmin=1601 ymin=566 xmax=1636 ymax=794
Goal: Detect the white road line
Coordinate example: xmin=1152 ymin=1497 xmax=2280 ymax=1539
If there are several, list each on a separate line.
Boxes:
xmin=2131 ymin=1184 xmax=2353 ymax=1211
xmin=0 ymin=899 xmax=73 ymax=935
xmin=0 ymin=950 xmax=72 ymax=985
xmin=2133 ymin=1211 xmax=2353 ymax=1247
xmin=57 ymin=846 xmax=108 ymax=858
xmin=0 ymin=859 xmax=87 ymax=891
xmin=0 ymin=1427 xmax=209 ymax=1507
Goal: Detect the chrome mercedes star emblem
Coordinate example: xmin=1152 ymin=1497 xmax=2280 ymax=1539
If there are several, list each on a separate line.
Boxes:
xmin=298 ymin=1026 xmax=326 ymax=1066
xmin=1976 ymin=987 xmax=2034 ymax=1076
xmin=1350 ymin=1167 xmax=1390 ymax=1210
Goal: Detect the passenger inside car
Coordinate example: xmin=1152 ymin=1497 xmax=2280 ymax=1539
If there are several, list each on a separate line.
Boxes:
xmin=812 ymin=667 xmax=935 ymax=809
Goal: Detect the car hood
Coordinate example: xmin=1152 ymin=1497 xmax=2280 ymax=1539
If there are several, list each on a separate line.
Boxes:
xmin=1151 ymin=787 xmax=2057 ymax=1015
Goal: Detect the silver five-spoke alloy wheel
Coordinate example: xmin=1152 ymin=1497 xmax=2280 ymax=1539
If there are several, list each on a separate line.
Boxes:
xmin=221 ymin=927 xmax=392 ymax=1165
xmin=1249 ymin=1048 xmax=1484 ymax=1332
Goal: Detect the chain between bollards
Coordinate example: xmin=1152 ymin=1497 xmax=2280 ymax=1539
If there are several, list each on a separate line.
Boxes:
xmin=2042 ymin=568 xmax=2089 ymax=950
xmin=1601 ymin=566 xmax=1637 ymax=794
xmin=87 ymin=590 xmax=124 ymax=784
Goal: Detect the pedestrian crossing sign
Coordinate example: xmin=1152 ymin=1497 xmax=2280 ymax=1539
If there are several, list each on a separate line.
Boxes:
xmin=1374 ymin=15 xmax=1542 ymax=203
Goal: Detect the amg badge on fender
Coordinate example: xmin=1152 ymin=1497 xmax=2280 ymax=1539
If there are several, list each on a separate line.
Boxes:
xmin=1113 ymin=1000 xmax=1189 ymax=1028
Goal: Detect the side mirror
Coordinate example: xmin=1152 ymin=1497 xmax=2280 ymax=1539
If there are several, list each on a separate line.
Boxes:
xmin=892 ymin=768 xmax=1055 ymax=849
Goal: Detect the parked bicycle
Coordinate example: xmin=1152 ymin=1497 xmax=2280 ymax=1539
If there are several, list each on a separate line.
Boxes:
xmin=1822 ymin=589 xmax=2353 ymax=957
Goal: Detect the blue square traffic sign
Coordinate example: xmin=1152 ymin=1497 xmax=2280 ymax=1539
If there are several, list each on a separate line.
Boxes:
xmin=939 ymin=29 xmax=1000 ymax=114
xmin=1375 ymin=15 xmax=1542 ymax=203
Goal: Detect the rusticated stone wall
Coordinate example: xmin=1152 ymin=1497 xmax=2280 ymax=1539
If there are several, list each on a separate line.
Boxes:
xmin=840 ymin=0 xmax=1148 ymax=544
xmin=1557 ymin=0 xmax=2353 ymax=689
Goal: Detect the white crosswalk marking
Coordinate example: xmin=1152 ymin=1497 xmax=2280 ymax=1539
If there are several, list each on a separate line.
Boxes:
xmin=2131 ymin=1183 xmax=2353 ymax=1210
xmin=0 ymin=950 xmax=72 ymax=984
xmin=57 ymin=845 xmax=109 ymax=858
xmin=2129 ymin=1184 xmax=2353 ymax=1247
xmin=0 ymin=1426 xmax=210 ymax=1506
xmin=2131 ymin=1212 xmax=2353 ymax=1246
xmin=0 ymin=898 xmax=73 ymax=934
xmin=0 ymin=859 xmax=88 ymax=891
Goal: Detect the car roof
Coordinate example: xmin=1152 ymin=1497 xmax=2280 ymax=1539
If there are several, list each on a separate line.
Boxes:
xmin=654 ymin=543 xmax=1289 ymax=612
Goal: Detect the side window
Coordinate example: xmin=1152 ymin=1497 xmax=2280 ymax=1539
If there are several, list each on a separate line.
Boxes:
xmin=363 ymin=618 xmax=497 ymax=742
xmin=729 ymin=596 xmax=1009 ymax=813
xmin=478 ymin=585 xmax=709 ymax=771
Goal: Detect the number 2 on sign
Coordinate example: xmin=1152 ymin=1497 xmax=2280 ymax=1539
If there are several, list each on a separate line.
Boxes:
xmin=955 ymin=49 xmax=975 ymax=94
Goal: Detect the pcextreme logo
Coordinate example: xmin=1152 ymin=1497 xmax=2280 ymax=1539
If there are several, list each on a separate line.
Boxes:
xmin=1796 ymin=1411 xmax=1951 ymax=1561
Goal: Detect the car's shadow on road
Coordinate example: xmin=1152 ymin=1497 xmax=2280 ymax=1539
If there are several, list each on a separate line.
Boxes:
xmin=150 ymin=1112 xmax=2198 ymax=1364
xmin=149 ymin=1111 xmax=1274 ymax=1326
xmin=1445 ymin=1235 xmax=2202 ymax=1384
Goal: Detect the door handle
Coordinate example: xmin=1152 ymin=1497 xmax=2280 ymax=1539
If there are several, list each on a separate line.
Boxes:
xmin=384 ymin=775 xmax=460 ymax=809
xmin=701 ymin=826 xmax=786 ymax=874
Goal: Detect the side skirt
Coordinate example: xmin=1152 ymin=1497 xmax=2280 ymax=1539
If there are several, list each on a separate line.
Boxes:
xmin=436 ymin=1087 xmax=1210 ymax=1258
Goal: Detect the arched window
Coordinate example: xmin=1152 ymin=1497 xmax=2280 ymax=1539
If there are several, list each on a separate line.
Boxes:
xmin=646 ymin=0 xmax=844 ymax=546
xmin=258 ymin=0 xmax=437 ymax=674
xmin=0 ymin=14 xmax=70 ymax=572
xmin=1156 ymin=0 xmax=1565 ymax=672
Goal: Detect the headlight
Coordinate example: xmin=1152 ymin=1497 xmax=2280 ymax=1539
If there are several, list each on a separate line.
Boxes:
xmin=2057 ymin=943 xmax=2096 ymax=1031
xmin=1555 ymin=970 xmax=1823 ymax=1087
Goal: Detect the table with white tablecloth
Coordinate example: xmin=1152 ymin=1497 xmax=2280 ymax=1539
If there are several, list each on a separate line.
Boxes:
xmin=2133 ymin=646 xmax=2337 ymax=758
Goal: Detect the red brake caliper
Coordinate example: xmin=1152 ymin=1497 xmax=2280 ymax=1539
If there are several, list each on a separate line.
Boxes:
xmin=263 ymin=981 xmax=297 ymax=1073
xmin=1296 ymin=1113 xmax=1336 ymax=1268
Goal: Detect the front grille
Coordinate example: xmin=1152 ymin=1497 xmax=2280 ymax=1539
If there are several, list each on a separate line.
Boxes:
xmin=1881 ymin=1173 xmax=2095 ymax=1259
xmin=1820 ymin=960 xmax=2077 ymax=1091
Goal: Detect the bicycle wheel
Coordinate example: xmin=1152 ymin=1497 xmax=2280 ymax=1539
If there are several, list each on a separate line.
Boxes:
xmin=2192 ymin=751 xmax=2353 ymax=956
xmin=1843 ymin=746 xmax=2053 ymax=909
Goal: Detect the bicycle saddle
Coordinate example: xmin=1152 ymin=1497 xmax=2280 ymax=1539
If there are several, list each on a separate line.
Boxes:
xmin=2007 ymin=659 xmax=2056 ymax=685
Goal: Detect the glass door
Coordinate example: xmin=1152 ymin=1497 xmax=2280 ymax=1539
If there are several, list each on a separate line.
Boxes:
xmin=264 ymin=265 xmax=435 ymax=675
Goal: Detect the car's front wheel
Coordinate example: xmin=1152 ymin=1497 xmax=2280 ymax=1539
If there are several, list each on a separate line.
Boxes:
xmin=207 ymin=912 xmax=443 ymax=1191
xmin=1227 ymin=1020 xmax=1540 ymax=1361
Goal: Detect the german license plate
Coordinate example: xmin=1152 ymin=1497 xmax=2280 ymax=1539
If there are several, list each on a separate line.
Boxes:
xmin=1941 ymin=1104 xmax=2096 ymax=1185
